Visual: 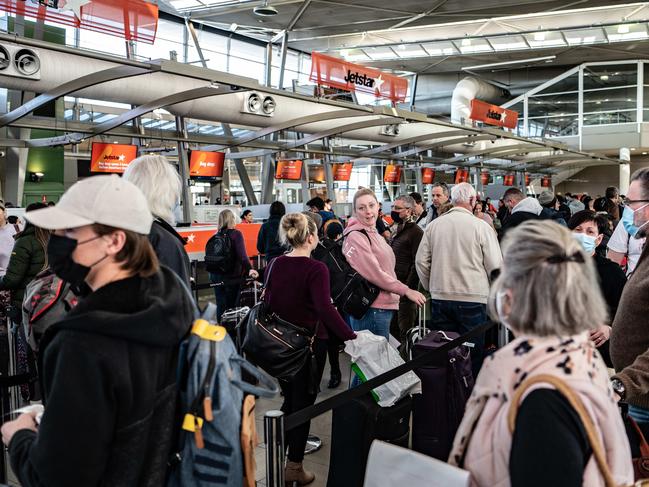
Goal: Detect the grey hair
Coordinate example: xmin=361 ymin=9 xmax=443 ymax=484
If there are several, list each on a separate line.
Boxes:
xmin=218 ymin=209 xmax=237 ymax=230
xmin=632 ymin=167 xmax=649 ymax=199
xmin=122 ymin=155 xmax=181 ymax=225
xmin=395 ymin=194 xmax=415 ymax=208
xmin=488 ymin=220 xmax=607 ymax=336
xmin=450 ymin=182 xmax=476 ymax=204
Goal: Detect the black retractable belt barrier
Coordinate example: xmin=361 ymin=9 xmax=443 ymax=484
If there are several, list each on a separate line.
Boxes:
xmin=284 ymin=320 xmax=496 ymax=432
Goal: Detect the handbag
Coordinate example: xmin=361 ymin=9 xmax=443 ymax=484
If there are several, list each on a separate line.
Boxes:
xmin=240 ymin=258 xmax=319 ymax=390
xmin=621 ymin=404 xmax=649 ymax=481
xmin=508 ymin=374 xmax=641 ymax=487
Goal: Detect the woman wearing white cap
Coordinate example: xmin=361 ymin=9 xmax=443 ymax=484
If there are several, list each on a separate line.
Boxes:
xmin=0 ymin=174 xmax=195 ymax=486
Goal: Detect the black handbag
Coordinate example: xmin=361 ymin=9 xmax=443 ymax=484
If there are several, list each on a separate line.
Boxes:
xmin=239 ymin=259 xmax=319 ymax=391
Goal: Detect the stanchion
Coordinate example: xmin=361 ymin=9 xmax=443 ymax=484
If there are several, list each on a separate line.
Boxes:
xmin=264 ymin=410 xmax=285 ymax=487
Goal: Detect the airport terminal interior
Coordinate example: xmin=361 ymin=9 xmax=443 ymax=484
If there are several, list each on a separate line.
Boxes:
xmin=2 ymin=0 xmax=649 ymax=486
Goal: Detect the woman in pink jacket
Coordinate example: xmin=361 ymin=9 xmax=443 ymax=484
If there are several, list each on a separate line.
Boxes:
xmin=342 ymin=188 xmax=425 ymax=339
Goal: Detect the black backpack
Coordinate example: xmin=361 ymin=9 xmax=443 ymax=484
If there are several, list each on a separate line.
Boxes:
xmin=205 ymin=229 xmax=236 ymax=274
xmin=312 ymin=230 xmax=380 ymax=319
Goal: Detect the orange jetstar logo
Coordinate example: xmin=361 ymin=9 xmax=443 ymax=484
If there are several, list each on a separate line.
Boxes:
xmin=90 ymin=143 xmax=137 ymax=173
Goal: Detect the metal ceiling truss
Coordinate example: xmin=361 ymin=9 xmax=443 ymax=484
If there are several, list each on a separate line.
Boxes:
xmin=26 ymin=85 xmax=239 ymax=147
xmin=396 ymin=134 xmax=498 ymax=158
xmin=359 ymin=129 xmax=469 ymax=156
xmin=0 ymin=64 xmax=159 ymax=128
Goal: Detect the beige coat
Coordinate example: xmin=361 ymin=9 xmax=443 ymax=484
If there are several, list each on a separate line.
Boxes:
xmin=415 ymin=206 xmax=502 ymax=304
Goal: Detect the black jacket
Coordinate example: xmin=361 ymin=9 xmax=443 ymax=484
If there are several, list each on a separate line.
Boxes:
xmin=257 ymin=215 xmax=286 ymax=261
xmin=148 ymin=218 xmax=191 ymax=289
xmin=9 ymin=266 xmax=194 ymax=487
xmin=594 ymin=253 xmax=626 ymax=321
xmin=390 ymin=221 xmax=423 ymax=290
xmin=500 ymin=211 xmax=539 ymax=239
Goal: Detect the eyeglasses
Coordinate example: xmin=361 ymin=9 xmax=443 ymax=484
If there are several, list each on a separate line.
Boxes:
xmin=392 ymin=206 xmax=410 ymax=211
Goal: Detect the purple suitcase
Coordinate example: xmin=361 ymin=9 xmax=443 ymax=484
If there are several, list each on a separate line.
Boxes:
xmin=411 ymin=330 xmax=474 ymax=460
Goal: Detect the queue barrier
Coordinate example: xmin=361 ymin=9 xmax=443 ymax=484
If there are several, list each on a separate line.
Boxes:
xmin=263 ymin=320 xmax=497 ymax=487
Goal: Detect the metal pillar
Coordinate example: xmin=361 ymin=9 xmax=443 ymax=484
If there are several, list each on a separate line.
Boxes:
xmin=261 ymin=153 xmax=276 ymax=204
xmin=265 ymin=42 xmax=273 ymax=87
xmin=278 ymin=32 xmax=289 ymax=90
xmin=301 ymin=160 xmax=310 ymax=204
xmin=175 ymin=116 xmax=193 ymax=223
xmin=323 ymin=138 xmax=335 ymax=199
xmin=409 ymin=74 xmax=418 ymax=112
xmin=221 ymin=124 xmax=258 ymax=205
xmin=264 ymin=410 xmax=285 ymax=487
xmin=414 ymin=164 xmax=423 ymax=193
xmin=620 ymin=147 xmax=631 ymax=195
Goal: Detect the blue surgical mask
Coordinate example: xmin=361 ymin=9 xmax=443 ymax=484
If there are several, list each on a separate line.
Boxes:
xmin=572 ymin=232 xmax=597 ymax=254
xmin=622 ymin=204 xmax=649 ymax=238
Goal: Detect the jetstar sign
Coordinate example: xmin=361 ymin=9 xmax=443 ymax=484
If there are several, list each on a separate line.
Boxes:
xmin=470 ymin=99 xmax=518 ymax=130
xmin=310 ymin=52 xmax=408 ymax=103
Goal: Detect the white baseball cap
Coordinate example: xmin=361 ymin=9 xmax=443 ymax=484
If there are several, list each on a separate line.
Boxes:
xmin=25 ymin=174 xmax=153 ymax=234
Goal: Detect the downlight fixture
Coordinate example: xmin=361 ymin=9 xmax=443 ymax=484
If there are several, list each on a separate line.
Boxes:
xmin=254 ymin=0 xmax=278 ymax=16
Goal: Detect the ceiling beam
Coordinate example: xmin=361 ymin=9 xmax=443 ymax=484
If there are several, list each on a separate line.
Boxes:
xmin=388 ymin=0 xmax=449 ymax=30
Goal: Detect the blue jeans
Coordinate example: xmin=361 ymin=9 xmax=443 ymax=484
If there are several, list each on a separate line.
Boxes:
xmin=429 ymin=299 xmax=487 ymax=378
xmin=629 ymin=405 xmax=649 ymax=424
xmin=349 ymin=308 xmax=394 ymax=387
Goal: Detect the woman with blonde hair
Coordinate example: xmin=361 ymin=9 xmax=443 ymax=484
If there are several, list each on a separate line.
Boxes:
xmin=342 ymin=188 xmax=425 ymax=340
xmin=209 ymin=208 xmax=258 ymax=322
xmin=449 ymin=220 xmax=633 ymax=487
xmin=264 ymin=212 xmax=356 ymax=485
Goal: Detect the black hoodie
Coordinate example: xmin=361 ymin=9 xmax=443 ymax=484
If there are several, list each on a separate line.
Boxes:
xmin=9 ymin=266 xmax=195 ymax=487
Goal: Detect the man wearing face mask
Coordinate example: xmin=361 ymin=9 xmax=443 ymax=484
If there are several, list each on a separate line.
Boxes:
xmin=0 ymin=175 xmax=195 ymax=487
xmin=611 ymin=168 xmax=649 ymax=433
xmin=568 ymin=210 xmax=626 ymax=367
xmin=389 ymin=195 xmax=424 ymax=345
xmin=608 ymin=201 xmax=647 ymax=276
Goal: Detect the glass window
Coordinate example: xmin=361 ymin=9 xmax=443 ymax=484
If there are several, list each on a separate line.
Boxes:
xmin=583 ymin=64 xmax=637 ymax=89
xmin=605 ymin=23 xmax=649 ymax=42
xmin=396 ymin=44 xmax=427 ymax=58
xmin=564 ymin=28 xmax=606 ymax=46
xmin=340 ymin=49 xmax=370 ymax=62
xmin=229 ymin=57 xmax=265 ymax=83
xmin=136 ymin=18 xmax=185 ymax=61
xmin=421 ymin=41 xmax=458 ymax=56
xmin=80 ymin=29 xmax=128 ymax=56
xmin=230 ymin=39 xmax=265 ymax=63
xmin=364 ymin=46 xmax=398 ymax=60
xmin=457 ymin=38 xmax=492 ymax=54
xmin=488 ymin=35 xmax=528 ymax=51
xmin=524 ymin=31 xmax=566 ymax=48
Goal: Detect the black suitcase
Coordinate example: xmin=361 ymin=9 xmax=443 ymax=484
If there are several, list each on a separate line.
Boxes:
xmin=411 ymin=330 xmax=473 ymax=460
xmin=238 ymin=280 xmax=260 ymax=309
xmin=220 ymin=306 xmax=250 ymax=340
xmin=327 ymin=394 xmax=412 ymax=487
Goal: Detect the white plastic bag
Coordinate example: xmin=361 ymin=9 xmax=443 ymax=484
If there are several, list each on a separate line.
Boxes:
xmin=364 ymin=440 xmax=470 ymax=487
xmin=345 ymin=330 xmax=421 ymax=407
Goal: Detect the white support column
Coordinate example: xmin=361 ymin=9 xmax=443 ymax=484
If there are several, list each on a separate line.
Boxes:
xmin=620 ymin=147 xmax=631 ymax=196
xmin=578 ymin=65 xmax=584 ymax=151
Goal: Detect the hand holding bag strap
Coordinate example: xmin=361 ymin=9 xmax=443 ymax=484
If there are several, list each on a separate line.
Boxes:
xmin=507 ymin=374 xmax=621 ymax=487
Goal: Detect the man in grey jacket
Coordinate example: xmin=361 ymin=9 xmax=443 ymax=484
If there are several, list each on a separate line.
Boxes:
xmin=415 ymin=183 xmax=503 ymax=375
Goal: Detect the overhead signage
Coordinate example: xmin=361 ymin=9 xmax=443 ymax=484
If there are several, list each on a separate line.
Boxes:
xmin=384 ymin=164 xmax=402 ymax=183
xmin=503 ymin=174 xmax=515 ymax=186
xmin=333 ymin=163 xmax=353 ymax=181
xmin=454 ymin=169 xmax=469 ymax=184
xmin=525 ymin=173 xmax=531 ymax=186
xmin=310 ymin=52 xmax=409 ymax=103
xmin=275 ymin=160 xmax=303 ymax=180
xmin=470 ymin=99 xmax=519 ymax=130
xmin=90 ymin=143 xmax=137 ymax=173
xmin=189 ymin=151 xmax=225 ymax=178
xmin=480 ymin=171 xmax=490 ymax=185
xmin=421 ymin=168 xmax=435 ymax=185
xmin=541 ymin=176 xmax=552 ymax=188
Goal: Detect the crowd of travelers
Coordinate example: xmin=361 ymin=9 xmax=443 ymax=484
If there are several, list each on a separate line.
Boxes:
xmin=0 ymin=153 xmax=649 ymax=486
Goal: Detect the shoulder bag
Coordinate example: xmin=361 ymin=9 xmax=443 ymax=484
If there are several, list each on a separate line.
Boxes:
xmin=240 ymin=258 xmax=320 ymax=392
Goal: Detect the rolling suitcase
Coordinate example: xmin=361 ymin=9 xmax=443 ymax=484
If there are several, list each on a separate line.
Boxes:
xmin=238 ymin=279 xmax=260 ymax=309
xmin=327 ymin=394 xmax=412 ymax=487
xmin=220 ymin=306 xmax=250 ymax=341
xmin=404 ymin=303 xmax=430 ymax=360
xmin=411 ymin=331 xmax=473 ymax=461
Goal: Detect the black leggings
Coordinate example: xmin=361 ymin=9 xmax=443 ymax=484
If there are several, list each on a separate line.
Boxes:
xmin=327 ymin=335 xmax=341 ymax=377
xmin=279 ymin=338 xmax=327 ymax=462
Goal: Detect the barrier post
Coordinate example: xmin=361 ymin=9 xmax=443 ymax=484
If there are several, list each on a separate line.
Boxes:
xmin=264 ymin=410 xmax=285 ymax=487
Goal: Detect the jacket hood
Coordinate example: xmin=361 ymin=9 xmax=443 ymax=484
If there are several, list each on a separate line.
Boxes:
xmin=154 ymin=218 xmax=186 ymax=247
xmin=54 ymin=266 xmax=194 ymax=347
xmin=512 ymin=197 xmax=543 ymax=216
xmin=343 ymin=217 xmax=377 ymax=235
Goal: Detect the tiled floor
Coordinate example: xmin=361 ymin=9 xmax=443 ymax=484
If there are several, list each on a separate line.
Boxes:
xmin=254 ymin=353 xmax=351 ymax=487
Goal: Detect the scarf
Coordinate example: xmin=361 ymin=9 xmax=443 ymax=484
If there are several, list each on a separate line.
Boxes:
xmin=449 ymin=332 xmax=632 ymax=487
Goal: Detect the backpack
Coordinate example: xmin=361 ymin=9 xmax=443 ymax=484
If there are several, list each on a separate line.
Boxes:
xmin=168 ymin=302 xmax=278 ymax=487
xmin=22 ymin=269 xmax=78 ymax=352
xmin=312 ymin=230 xmax=380 ymax=319
xmin=205 ymin=229 xmax=235 ymax=274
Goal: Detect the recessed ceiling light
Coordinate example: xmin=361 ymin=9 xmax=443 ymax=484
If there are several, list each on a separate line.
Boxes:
xmin=617 ymin=24 xmax=630 ymax=34
xmin=534 ymin=32 xmax=546 ymax=41
xmin=600 ymin=75 xmax=609 ymax=80
xmin=461 ymin=38 xmax=472 ymax=47
xmin=631 ymin=147 xmax=637 ymax=150
xmin=642 ymin=152 xmax=647 ymax=155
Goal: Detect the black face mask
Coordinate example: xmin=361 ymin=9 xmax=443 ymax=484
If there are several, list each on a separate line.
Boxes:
xmin=390 ymin=211 xmax=403 ymax=224
xmin=47 ymin=234 xmax=105 ymax=295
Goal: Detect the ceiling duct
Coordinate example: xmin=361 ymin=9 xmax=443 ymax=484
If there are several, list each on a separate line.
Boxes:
xmin=451 ymin=76 xmax=509 ymax=126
